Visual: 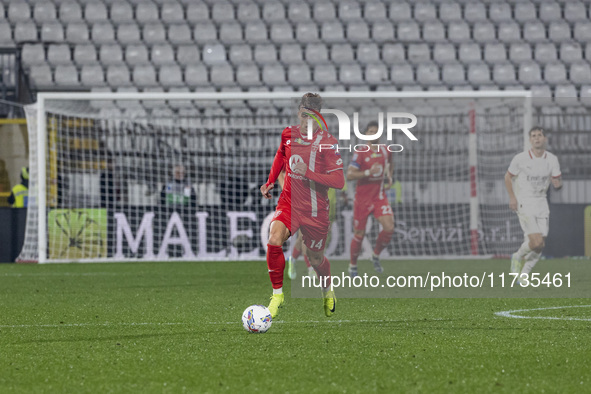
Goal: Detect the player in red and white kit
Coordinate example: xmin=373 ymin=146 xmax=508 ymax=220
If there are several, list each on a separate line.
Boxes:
xmin=260 ymin=93 xmax=345 ymax=318
xmin=346 ymin=121 xmax=395 ymax=277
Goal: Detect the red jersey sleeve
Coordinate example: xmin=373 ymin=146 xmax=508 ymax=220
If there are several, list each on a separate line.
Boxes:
xmin=266 ymin=127 xmax=289 ymax=186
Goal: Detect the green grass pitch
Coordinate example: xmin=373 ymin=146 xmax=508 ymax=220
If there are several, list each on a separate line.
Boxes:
xmin=0 ymin=259 xmax=589 ymax=393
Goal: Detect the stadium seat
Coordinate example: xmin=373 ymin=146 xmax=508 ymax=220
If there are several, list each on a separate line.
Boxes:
xmin=29 ymin=65 xmax=53 ymax=88
xmin=34 ymin=2 xmax=56 ymax=23
xmin=229 ymin=44 xmax=253 ymax=64
xmin=237 ymin=1 xmax=260 ymax=22
xmin=347 ymin=21 xmax=370 ymax=43
xmin=559 ymin=42 xmax=583 ymax=64
xmin=107 ymin=65 xmax=132 ymax=86
xmin=184 ymin=64 xmax=209 ymax=86
xmin=262 ymin=63 xmax=286 ymax=85
xmin=484 ymin=43 xmax=507 ymax=64
xmin=91 ymin=23 xmax=116 ymax=44
xmin=518 ymin=62 xmax=542 ymax=85
xmin=210 ymin=63 xmax=235 ymax=86
xmin=422 ymin=22 xmax=446 ymax=43
xmin=81 ymin=65 xmax=105 ymax=86
xmin=141 ymin=87 xmax=166 ymax=109
xmin=244 ymin=22 xmax=268 ymax=44
xmin=372 ymin=23 xmax=394 ymax=43
xmin=331 ymin=43 xmax=354 ymax=64
xmin=59 ymin=2 xmax=82 ymax=23
xmin=144 ymin=23 xmax=167 ymax=44
xmin=118 ymin=23 xmax=141 ymax=45
xmin=467 ymin=63 xmax=491 ymax=85
xmin=66 ymin=23 xmax=89 ymax=44
xmin=287 ymin=63 xmax=311 ymax=86
xmin=296 ymin=22 xmax=320 ymax=43
xmin=305 ymin=44 xmax=330 ymax=65
xmin=493 ymin=63 xmax=516 ymax=86
xmin=100 ymin=44 xmax=124 ymax=65
xmin=313 ymin=64 xmax=337 ymax=85
xmin=270 ymin=22 xmax=294 ymax=43
xmin=321 ymin=22 xmax=345 ymax=43
xmin=0 ymin=22 xmax=14 ymax=45
xmin=110 ymin=3 xmax=133 ymax=24
xmin=564 ymin=2 xmax=588 ymax=23
xmin=548 ymin=22 xmax=572 ymax=42
xmin=84 ymin=3 xmax=108 ymax=23
xmin=439 ymin=2 xmax=461 ymax=23
xmin=574 ymin=22 xmax=591 ymax=42
xmin=390 ymin=63 xmax=414 ymax=85
xmin=73 ymin=44 xmax=97 ymax=65
xmin=365 ymin=63 xmax=388 ymax=85
xmin=357 ymin=44 xmax=380 ymax=65
xmin=212 ymin=1 xmax=235 ymax=22
xmin=554 ymin=84 xmax=578 ymax=106
xmin=531 ymin=84 xmax=553 ymax=106
xmin=433 ymin=43 xmax=456 ymax=64
xmin=413 ymin=2 xmax=436 ymax=22
xmin=441 ymin=62 xmax=466 ymax=86
xmin=177 ymin=45 xmax=200 ymax=66
xmin=47 ymin=44 xmax=71 ymax=66
xmin=539 ymin=2 xmax=562 ymax=23
xmin=534 ymin=43 xmax=558 ymax=64
xmin=580 ymin=85 xmax=591 ymax=106
xmin=8 ymin=2 xmax=31 ymax=23
xmin=286 ymin=3 xmax=309 ymax=22
xmin=408 ymin=44 xmax=430 ymax=64
xmin=447 ymin=22 xmax=471 ymax=43
xmin=136 ymin=2 xmax=159 ymax=24
xmin=489 ymin=3 xmax=512 ymax=22
xmin=22 ymin=44 xmax=45 ymax=67
xmin=161 ymin=2 xmax=185 ymax=24
xmin=464 ymin=3 xmax=487 ymax=23
xmin=397 ymin=22 xmax=420 ymax=42
xmin=389 ymin=2 xmax=411 ymax=22
xmin=509 ymin=43 xmax=533 ymax=62
xmin=186 ymin=2 xmax=210 ymax=24
xmin=382 ymin=43 xmax=405 ymax=64
xmin=254 ymin=44 xmax=277 ymax=64
xmin=340 ymin=64 xmax=363 ymax=85
xmin=364 ymin=2 xmax=387 ymax=22
xmin=313 ymin=2 xmax=336 ymax=21
xmin=262 ymin=1 xmax=285 ymax=21
xmin=158 ymin=64 xmax=184 ymax=87
xmin=459 ymin=43 xmax=482 ymax=63
xmin=570 ymin=62 xmax=591 ymax=84
xmin=14 ymin=22 xmax=37 ymax=42
xmin=417 ymin=62 xmax=440 ymax=86
xmin=41 ymin=23 xmax=64 ymax=42
xmin=125 ymin=45 xmax=149 ymax=66
xmin=133 ymin=64 xmax=158 ymax=88
xmin=472 ymin=22 xmax=496 ymax=43
xmin=544 ymin=62 xmax=567 ymax=84
xmin=514 ymin=2 xmax=537 ymax=23
xmin=236 ymin=63 xmax=261 ymax=86
xmin=523 ymin=22 xmax=547 ymax=43
xmin=219 ymin=22 xmax=243 ymax=44
xmin=339 ymin=1 xmax=362 ymax=21
xmin=193 ymin=22 xmax=217 ymax=44
xmin=168 ymin=24 xmax=193 ymax=45
xmin=279 ymin=44 xmax=303 ymax=63
xmin=497 ymin=22 xmax=521 ymax=43
xmin=53 ymin=64 xmax=78 ymax=87
xmin=202 ymin=44 xmax=227 ymax=65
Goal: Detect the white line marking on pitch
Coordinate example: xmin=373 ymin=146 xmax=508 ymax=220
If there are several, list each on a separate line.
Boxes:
xmin=0 ymin=272 xmax=121 ymax=277
xmin=495 ymin=305 xmax=591 ymax=321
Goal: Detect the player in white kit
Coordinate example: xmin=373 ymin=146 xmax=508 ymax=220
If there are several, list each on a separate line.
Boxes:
xmin=504 ymin=127 xmax=562 ymax=279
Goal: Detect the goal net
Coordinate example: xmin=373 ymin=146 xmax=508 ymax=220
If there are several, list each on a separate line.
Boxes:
xmin=18 ymin=92 xmax=531 ymax=263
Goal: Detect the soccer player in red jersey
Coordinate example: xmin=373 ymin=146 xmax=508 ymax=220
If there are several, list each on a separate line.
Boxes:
xmin=346 ymin=121 xmax=395 ymax=277
xmin=260 ymin=93 xmax=345 ymax=318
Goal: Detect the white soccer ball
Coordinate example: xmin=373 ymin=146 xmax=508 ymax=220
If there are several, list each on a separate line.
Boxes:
xmin=242 ymin=305 xmax=272 ymax=333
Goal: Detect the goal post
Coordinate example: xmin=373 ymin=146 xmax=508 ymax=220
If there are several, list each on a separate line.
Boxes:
xmin=21 ymin=91 xmax=532 ymax=263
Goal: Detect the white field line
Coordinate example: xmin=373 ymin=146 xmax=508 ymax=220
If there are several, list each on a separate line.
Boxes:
xmin=495 ymin=305 xmax=591 ymax=321
xmin=0 ymin=272 xmax=123 ymax=277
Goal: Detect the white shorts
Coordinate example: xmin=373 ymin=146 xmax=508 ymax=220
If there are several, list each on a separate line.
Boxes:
xmin=517 ymin=211 xmax=549 ymax=237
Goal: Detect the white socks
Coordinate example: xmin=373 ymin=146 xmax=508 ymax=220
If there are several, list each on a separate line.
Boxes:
xmin=520 ymin=251 xmax=542 ymax=276
xmin=273 ymin=287 xmax=283 ymax=295
xmin=515 ymin=239 xmax=532 ymax=260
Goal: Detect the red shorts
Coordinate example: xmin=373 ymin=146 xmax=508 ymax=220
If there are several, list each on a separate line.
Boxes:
xmin=353 ymin=197 xmax=393 ymax=231
xmin=272 ymin=202 xmax=330 ymax=252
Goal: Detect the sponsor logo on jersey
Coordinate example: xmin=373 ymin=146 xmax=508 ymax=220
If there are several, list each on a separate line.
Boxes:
xmin=289 ymin=154 xmax=304 ymax=171
xmin=294 ymin=137 xmax=311 ymax=146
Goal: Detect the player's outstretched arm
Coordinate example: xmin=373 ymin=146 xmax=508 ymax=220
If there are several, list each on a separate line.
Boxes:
xmin=504 ymin=171 xmax=518 ymax=211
